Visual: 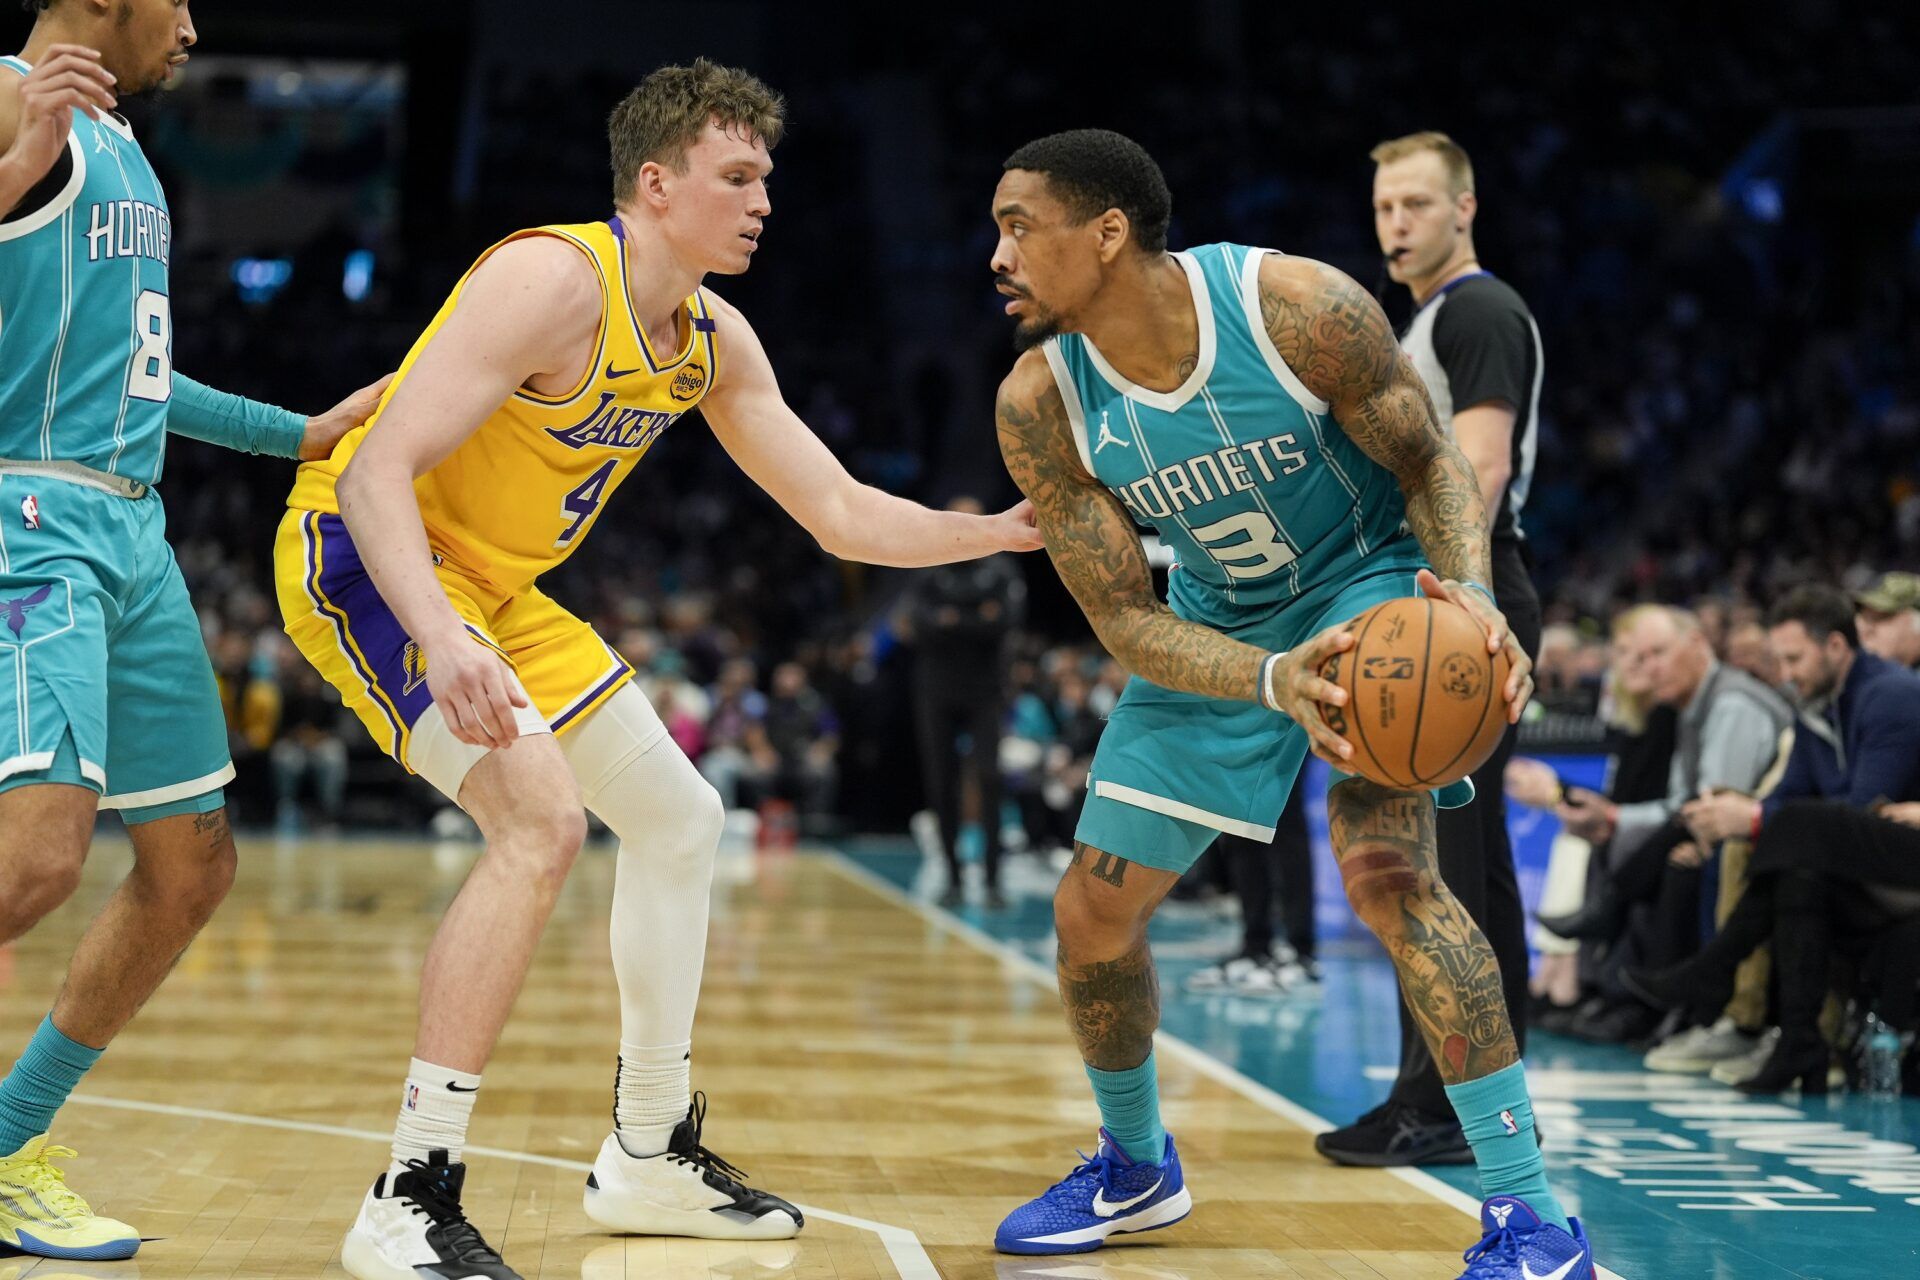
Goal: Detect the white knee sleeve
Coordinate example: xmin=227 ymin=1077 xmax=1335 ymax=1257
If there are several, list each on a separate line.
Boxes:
xmin=562 ymin=684 xmax=725 ymax=1048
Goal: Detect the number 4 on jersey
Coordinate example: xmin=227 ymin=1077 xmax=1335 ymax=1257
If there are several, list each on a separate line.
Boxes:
xmin=556 ymin=458 xmax=618 ymax=547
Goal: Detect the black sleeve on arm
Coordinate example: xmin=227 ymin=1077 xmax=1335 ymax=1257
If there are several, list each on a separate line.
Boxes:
xmin=1431 ymin=286 xmax=1532 ymax=411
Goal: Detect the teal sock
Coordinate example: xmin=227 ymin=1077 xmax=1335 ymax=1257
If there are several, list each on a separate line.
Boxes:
xmin=1443 ymin=1061 xmax=1570 ymax=1233
xmin=1085 ymin=1053 xmax=1166 ymax=1165
xmin=0 ymin=1015 xmax=104 ymax=1155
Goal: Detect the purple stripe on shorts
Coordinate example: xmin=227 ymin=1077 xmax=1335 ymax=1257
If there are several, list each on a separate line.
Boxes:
xmin=310 ymin=513 xmax=438 ymax=732
xmin=550 ymin=648 xmax=633 ymax=733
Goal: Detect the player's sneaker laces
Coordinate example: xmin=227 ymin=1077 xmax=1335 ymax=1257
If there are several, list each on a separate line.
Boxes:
xmin=340 ymin=1150 xmax=520 ymax=1279
xmin=1456 ymin=1196 xmax=1594 ymax=1280
xmin=0 ymin=1135 xmax=139 ymax=1261
xmin=994 ymin=1128 xmax=1191 ymax=1255
xmin=584 ymin=1092 xmax=802 ymax=1239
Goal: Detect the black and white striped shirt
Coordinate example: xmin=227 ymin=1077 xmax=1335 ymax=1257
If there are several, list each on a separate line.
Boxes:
xmin=1399 ymin=272 xmax=1543 ymax=543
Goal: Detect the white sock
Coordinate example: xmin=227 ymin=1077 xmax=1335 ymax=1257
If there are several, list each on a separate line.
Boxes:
xmin=615 ymin=1041 xmax=690 ymax=1157
xmin=390 ymin=1058 xmax=480 ymax=1177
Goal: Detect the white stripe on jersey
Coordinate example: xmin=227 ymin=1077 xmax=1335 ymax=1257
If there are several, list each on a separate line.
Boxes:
xmin=41 ymin=207 xmax=75 ymax=462
xmin=1198 ymin=384 xmax=1301 ymax=596
xmin=101 ymin=133 xmax=139 ymax=475
xmin=1120 ymin=396 xmax=1237 ymax=604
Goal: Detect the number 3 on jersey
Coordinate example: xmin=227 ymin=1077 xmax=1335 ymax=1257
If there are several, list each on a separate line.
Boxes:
xmin=1190 ymin=510 xmax=1297 ymax=580
xmin=556 ymin=458 xmax=618 ymax=547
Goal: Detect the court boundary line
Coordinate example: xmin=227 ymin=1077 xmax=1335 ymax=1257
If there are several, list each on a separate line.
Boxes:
xmin=823 ymin=850 xmax=1629 ymax=1280
xmin=66 ymin=1091 xmax=937 ymax=1278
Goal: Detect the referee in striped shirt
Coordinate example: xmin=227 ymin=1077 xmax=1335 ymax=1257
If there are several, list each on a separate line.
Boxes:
xmin=1319 ymin=131 xmax=1547 ymax=1167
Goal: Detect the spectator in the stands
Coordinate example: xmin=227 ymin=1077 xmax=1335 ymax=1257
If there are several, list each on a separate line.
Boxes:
xmin=1627 ymin=584 xmax=1920 ymax=1094
xmin=1856 ymin=572 xmax=1920 ymax=671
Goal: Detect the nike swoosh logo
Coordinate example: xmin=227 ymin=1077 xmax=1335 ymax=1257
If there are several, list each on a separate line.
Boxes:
xmin=1091 ymin=1175 xmax=1163 ymax=1218
xmin=447 ymin=1081 xmax=478 ymax=1093
xmin=1522 ymin=1252 xmax=1585 ymax=1280
xmin=605 ymin=362 xmax=642 ymax=380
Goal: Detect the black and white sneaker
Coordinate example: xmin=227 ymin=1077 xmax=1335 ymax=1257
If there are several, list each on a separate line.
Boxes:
xmin=1314 ymin=1102 xmax=1474 ymax=1167
xmin=584 ymin=1093 xmax=803 ymax=1240
xmin=341 ymin=1150 xmax=520 ymax=1279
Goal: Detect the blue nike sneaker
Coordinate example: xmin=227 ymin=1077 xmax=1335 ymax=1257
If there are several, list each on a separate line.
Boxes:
xmin=994 ymin=1129 xmax=1191 ymax=1255
xmin=1457 ymin=1196 xmax=1595 ymax=1280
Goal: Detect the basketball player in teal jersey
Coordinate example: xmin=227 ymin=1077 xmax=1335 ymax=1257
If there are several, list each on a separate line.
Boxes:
xmin=0 ymin=1 xmax=384 ymax=1260
xmin=988 ymin=131 xmax=1594 ymax=1280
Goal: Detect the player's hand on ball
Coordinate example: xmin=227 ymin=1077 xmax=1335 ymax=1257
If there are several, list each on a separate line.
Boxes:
xmin=1266 ymin=624 xmax=1356 ymax=767
xmin=300 ymin=372 xmax=397 ymax=461
xmin=5 ymin=46 xmax=115 ymax=186
xmin=427 ymin=638 xmax=528 ymax=750
xmin=993 ymin=498 xmax=1045 ymax=552
xmin=1417 ymin=569 xmax=1533 ymax=722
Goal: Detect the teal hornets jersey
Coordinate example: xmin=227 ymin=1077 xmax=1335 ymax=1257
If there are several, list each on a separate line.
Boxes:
xmin=0 ymin=55 xmax=173 ymax=484
xmin=1042 ymin=243 xmax=1422 ymax=630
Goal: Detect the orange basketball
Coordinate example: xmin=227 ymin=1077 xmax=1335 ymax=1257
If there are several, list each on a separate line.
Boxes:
xmin=1317 ymin=596 xmax=1512 ymax=790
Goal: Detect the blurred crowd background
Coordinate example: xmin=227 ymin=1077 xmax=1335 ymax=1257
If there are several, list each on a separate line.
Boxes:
xmin=8 ymin=2 xmax=1915 ymax=839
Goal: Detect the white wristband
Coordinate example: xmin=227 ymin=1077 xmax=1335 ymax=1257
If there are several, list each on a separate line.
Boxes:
xmin=1258 ymin=652 xmax=1286 ymax=713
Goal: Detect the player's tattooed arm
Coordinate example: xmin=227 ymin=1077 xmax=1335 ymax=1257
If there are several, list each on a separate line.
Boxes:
xmin=995 ymin=353 xmax=1268 ymax=703
xmin=1328 ymin=780 xmax=1519 ymax=1083
xmin=1256 ymin=256 xmax=1492 ymax=592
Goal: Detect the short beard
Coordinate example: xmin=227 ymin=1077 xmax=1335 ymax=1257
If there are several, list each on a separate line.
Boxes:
xmin=1010 ymin=311 xmax=1062 ymax=353
xmin=1802 ymin=662 xmax=1841 ymax=705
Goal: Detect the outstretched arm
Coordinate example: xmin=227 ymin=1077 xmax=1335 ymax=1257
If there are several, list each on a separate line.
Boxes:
xmin=170 ymin=373 xmax=392 ymax=461
xmin=995 ymin=351 xmax=1356 ymax=761
xmin=1258 ymin=254 xmax=1532 ymax=717
xmin=698 ymin=296 xmax=1040 ymax=566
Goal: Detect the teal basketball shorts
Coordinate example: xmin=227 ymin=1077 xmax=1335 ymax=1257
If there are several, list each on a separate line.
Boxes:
xmin=1076 ymin=565 xmax=1475 ymax=872
xmin=0 ymin=473 xmax=232 ymax=822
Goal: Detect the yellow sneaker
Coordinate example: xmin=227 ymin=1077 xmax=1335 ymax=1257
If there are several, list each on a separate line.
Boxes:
xmin=0 ymin=1135 xmax=140 ymax=1260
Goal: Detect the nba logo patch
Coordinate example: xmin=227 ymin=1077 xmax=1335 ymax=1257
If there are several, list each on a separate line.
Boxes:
xmin=405 ymin=1083 xmax=419 ymax=1112
xmin=20 ymin=495 xmax=38 ymax=530
xmin=1500 ymin=1109 xmax=1519 ymax=1136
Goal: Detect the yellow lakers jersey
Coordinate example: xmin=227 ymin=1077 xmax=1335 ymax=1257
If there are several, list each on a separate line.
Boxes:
xmin=288 ymin=218 xmax=717 ymax=596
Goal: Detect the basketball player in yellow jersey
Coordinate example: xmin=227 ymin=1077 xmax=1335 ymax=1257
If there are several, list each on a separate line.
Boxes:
xmin=275 ymin=60 xmax=1041 ymax=1280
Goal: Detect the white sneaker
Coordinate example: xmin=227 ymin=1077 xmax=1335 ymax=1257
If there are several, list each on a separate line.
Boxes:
xmin=340 ymin=1151 xmax=520 ymax=1279
xmin=1184 ymin=951 xmax=1264 ymax=992
xmin=1185 ymin=951 xmax=1298 ymax=996
xmin=584 ymin=1095 xmax=802 ymax=1240
xmin=1646 ymin=1018 xmax=1760 ymax=1074
xmin=1711 ymin=1027 xmax=1783 ymax=1086
xmin=1274 ymin=958 xmax=1323 ymax=992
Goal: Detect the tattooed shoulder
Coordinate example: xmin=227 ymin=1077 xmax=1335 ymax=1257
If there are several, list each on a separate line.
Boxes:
xmin=1258 ymin=254 xmax=1446 ymax=479
xmin=995 ymin=352 xmax=1072 ymax=455
xmin=995 ymin=350 xmax=1095 ymax=505
xmin=1256 ymin=254 xmax=1399 ymax=408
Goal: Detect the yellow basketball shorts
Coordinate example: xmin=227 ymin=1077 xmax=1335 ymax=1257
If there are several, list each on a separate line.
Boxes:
xmin=273 ymin=509 xmax=632 ymax=771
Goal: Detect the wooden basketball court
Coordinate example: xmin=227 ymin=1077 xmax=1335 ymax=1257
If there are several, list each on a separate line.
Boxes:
xmin=0 ymin=835 xmax=1530 ymax=1279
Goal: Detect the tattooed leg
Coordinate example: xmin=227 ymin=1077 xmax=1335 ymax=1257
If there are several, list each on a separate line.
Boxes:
xmin=1329 ymin=780 xmax=1519 ymax=1083
xmin=55 ymin=805 xmax=240 ymax=1046
xmin=1054 ymin=842 xmax=1180 ymax=1071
